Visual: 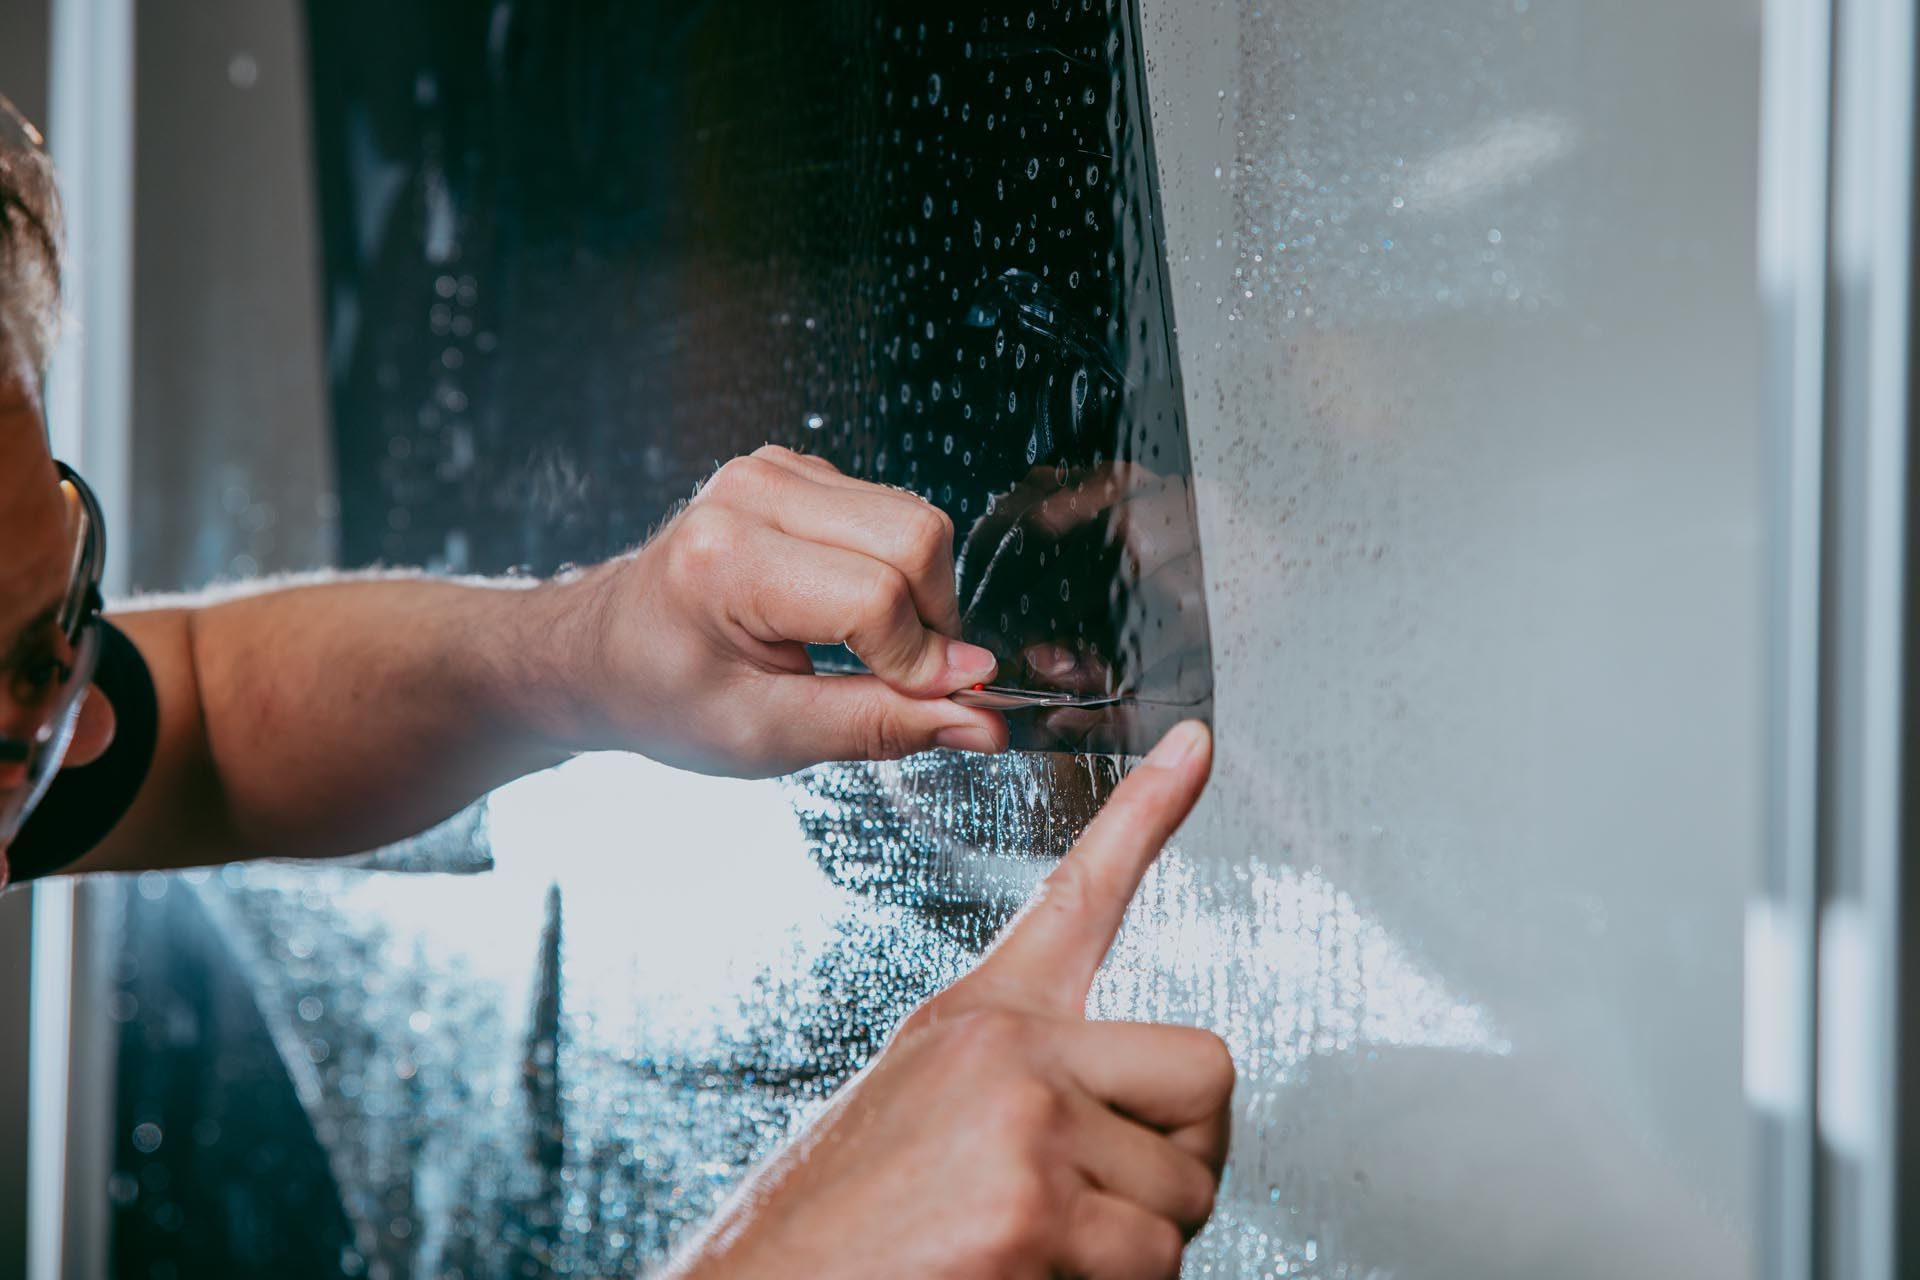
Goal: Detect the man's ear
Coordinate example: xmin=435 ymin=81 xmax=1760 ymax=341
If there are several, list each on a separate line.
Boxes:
xmin=64 ymin=684 xmax=117 ymax=768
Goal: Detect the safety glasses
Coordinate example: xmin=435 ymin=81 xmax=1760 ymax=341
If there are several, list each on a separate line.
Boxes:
xmin=0 ymin=462 xmax=106 ymax=844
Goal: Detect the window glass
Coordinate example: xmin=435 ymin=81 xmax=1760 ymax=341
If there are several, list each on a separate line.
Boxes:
xmin=110 ymin=0 xmax=1210 ymax=1275
xmin=306 ymin=0 xmax=1209 ymax=750
xmin=104 ymin=0 xmax=1766 ymax=1275
xmin=1135 ymin=0 xmax=1763 ymax=1274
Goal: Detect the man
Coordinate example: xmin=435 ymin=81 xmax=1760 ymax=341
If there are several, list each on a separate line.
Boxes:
xmin=1 ymin=100 xmax=1231 ymax=1277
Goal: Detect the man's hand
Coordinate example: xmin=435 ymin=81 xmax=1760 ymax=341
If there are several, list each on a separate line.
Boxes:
xmin=559 ymin=445 xmax=1009 ymax=776
xmin=68 ymin=445 xmax=1011 ymax=874
xmin=668 ymin=720 xmax=1232 ymax=1280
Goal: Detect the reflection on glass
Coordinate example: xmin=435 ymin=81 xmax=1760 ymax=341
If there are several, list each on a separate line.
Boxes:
xmin=108 ymin=0 xmax=1770 ymax=1272
xmin=121 ymin=752 xmax=1498 ymax=1277
xmin=115 ymin=1 xmax=1217 ymax=1274
xmin=306 ymin=0 xmax=1211 ymax=751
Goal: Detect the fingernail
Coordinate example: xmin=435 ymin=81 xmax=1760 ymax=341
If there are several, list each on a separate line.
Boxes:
xmin=946 ymin=641 xmax=998 ymax=683
xmin=934 ymin=725 xmax=1001 ymax=754
xmin=1141 ymin=719 xmax=1208 ymax=770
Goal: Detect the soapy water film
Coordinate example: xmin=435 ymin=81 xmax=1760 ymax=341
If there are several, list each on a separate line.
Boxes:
xmin=118 ymin=752 xmax=1499 ymax=1278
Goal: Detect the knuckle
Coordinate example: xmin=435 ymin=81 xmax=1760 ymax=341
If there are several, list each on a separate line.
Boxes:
xmin=896 ymin=503 xmax=954 ymax=573
xmin=983 ymin=1076 xmax=1062 ymax=1142
xmin=856 ymin=564 xmax=915 ymax=631
xmin=1175 ymin=1158 xmax=1222 ymax=1228
xmin=980 ymin=1168 xmax=1052 ymax=1263
xmin=708 ymin=454 xmax=772 ymax=500
xmin=1140 ymin=1216 xmax=1186 ymax=1276
xmin=668 ymin=508 xmax=736 ymax=577
xmin=853 ymin=697 xmax=916 ymax=761
xmin=764 ymin=442 xmax=833 ymax=472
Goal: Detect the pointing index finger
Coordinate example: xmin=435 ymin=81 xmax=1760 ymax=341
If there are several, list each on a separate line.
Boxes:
xmin=970 ymin=720 xmax=1212 ymax=1013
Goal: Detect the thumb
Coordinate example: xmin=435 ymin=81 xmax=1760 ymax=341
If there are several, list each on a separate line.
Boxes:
xmin=759 ymin=675 xmax=1010 ymax=770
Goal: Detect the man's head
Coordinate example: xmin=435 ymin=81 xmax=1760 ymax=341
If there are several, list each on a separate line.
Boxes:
xmin=0 ymin=96 xmax=60 ymax=385
xmin=0 ymin=98 xmax=112 ymax=879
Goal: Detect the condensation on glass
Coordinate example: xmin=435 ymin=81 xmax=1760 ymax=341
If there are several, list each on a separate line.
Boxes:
xmin=104 ymin=0 xmax=1766 ymax=1277
xmin=1133 ymin=0 xmax=1764 ymax=1274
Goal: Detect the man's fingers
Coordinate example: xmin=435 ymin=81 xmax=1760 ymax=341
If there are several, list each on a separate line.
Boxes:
xmin=969 ymin=721 xmax=1213 ymax=1012
xmin=693 ymin=520 xmax=984 ymax=698
xmin=1062 ymin=1022 xmax=1236 ymax=1163
xmin=1067 ymin=1090 xmax=1221 ymax=1236
xmin=745 ymin=446 xmax=966 ymax=637
xmin=1058 ymin=1189 xmax=1187 ymax=1280
xmin=705 ymin=452 xmax=972 ymax=641
xmin=1169 ymin=1111 xmax=1233 ymax=1183
xmin=749 ymin=443 xmax=850 ymax=481
xmin=753 ymin=673 xmax=1007 ymax=770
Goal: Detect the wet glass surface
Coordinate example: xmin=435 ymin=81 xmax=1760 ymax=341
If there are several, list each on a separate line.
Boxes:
xmin=112 ymin=0 xmax=1211 ymax=1275
xmin=115 ymin=749 xmax=1510 ymax=1278
xmin=105 ymin=0 xmax=1768 ymax=1275
xmin=1134 ymin=0 xmax=1764 ymax=1274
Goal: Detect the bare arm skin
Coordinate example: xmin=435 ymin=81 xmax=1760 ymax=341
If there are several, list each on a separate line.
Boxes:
xmin=70 ymin=447 xmax=1010 ymax=874
xmin=82 ymin=576 xmax=572 ymax=871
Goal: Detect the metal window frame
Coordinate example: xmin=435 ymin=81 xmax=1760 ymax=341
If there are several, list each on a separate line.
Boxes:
xmin=1763 ymin=0 xmax=1920 ymax=1276
xmin=12 ymin=0 xmax=1914 ymax=1276
xmin=1755 ymin=0 xmax=1833 ymax=1272
xmin=1821 ymin=0 xmax=1916 ymax=1271
xmin=0 ymin=0 xmax=54 ymax=1269
xmin=27 ymin=2 xmax=135 ymax=1279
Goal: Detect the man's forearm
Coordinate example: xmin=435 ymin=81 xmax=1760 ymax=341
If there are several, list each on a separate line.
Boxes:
xmin=64 ymin=448 xmax=1012 ymax=874
xmin=77 ymin=571 xmax=596 ymax=874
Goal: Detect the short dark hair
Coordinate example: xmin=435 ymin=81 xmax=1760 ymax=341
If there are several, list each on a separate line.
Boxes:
xmin=0 ymin=95 xmax=62 ymax=375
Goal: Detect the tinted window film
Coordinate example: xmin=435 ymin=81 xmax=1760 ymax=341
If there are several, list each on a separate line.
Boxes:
xmin=308 ymin=0 xmax=1210 ymax=751
xmin=106 ymin=2 xmax=1209 ymax=1276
